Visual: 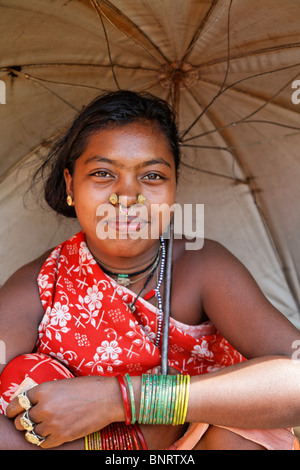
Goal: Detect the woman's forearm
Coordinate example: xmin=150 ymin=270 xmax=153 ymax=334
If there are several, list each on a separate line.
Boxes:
xmin=130 ymin=357 xmax=300 ymax=430
xmin=187 ymin=356 xmax=300 ymax=429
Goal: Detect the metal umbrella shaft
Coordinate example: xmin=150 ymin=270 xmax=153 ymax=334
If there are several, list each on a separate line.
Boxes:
xmin=161 ymin=217 xmax=174 ymax=375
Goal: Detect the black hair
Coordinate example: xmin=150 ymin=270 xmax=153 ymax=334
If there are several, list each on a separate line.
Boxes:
xmin=36 ymin=90 xmax=181 ymax=218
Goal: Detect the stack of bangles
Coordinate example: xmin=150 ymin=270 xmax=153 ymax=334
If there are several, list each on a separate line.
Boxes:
xmin=85 ymin=373 xmax=190 ymax=450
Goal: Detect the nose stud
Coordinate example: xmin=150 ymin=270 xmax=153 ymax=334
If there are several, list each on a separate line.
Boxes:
xmin=109 ymin=194 xmax=146 ymax=206
xmin=109 ymin=193 xmax=146 ymax=220
xmin=137 ymin=194 xmax=146 ymax=205
xmin=109 ymin=193 xmax=118 ymax=205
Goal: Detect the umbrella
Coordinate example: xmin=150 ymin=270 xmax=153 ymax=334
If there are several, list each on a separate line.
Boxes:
xmin=0 ymin=0 xmax=300 ymax=333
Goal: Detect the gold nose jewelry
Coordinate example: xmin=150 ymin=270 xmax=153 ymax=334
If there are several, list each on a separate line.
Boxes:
xmin=109 ymin=194 xmax=146 ymax=206
xmin=109 ymin=193 xmax=118 ymax=205
xmin=137 ymin=194 xmax=146 ymax=205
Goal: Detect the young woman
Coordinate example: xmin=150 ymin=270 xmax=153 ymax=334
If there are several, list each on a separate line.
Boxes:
xmin=0 ymin=90 xmax=300 ymax=450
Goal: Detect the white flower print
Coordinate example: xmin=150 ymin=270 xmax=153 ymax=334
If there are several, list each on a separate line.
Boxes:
xmin=50 ymin=347 xmax=78 ymax=366
xmin=188 ymin=341 xmax=214 ymax=365
xmin=75 ymin=242 xmax=96 ymax=276
xmin=79 ymin=242 xmax=94 ymax=263
xmin=50 ymin=302 xmax=71 ymax=327
xmin=84 ymin=285 xmax=103 ymax=311
xmin=96 ymin=340 xmax=122 ymax=362
xmin=38 ymin=274 xmax=50 ymax=290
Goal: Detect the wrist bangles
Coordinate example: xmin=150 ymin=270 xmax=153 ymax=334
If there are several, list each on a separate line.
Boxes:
xmin=85 ymin=373 xmax=190 ymax=450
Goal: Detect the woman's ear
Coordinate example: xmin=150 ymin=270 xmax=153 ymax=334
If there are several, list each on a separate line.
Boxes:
xmin=64 ymin=168 xmax=74 ymax=199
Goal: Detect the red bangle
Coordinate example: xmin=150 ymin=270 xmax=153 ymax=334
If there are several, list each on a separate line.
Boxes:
xmin=116 ymin=374 xmax=131 ymax=425
xmin=133 ymin=422 xmax=148 ymax=450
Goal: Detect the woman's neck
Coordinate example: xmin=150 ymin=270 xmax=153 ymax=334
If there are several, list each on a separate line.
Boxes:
xmin=86 ymin=237 xmax=161 ymax=276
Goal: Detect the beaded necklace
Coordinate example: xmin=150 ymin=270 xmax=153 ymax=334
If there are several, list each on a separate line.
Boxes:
xmin=94 ymin=237 xmax=166 ymax=348
xmin=154 ymin=236 xmax=165 ymax=347
xmin=127 ymin=236 xmax=165 ymax=349
xmin=96 ymin=249 xmax=160 ymax=287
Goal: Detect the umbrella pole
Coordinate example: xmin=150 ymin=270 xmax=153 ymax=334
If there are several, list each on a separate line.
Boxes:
xmin=161 ymin=217 xmax=174 ymax=375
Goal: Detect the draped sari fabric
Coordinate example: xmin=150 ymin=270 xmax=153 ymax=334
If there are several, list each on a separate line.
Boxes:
xmin=0 ymin=231 xmax=297 ymax=449
xmin=35 ymin=231 xmax=245 ymax=377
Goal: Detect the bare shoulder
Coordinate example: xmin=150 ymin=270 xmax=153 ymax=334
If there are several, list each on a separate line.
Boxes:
xmin=0 ymin=249 xmax=53 ymax=372
xmin=173 ymin=236 xmax=240 ymax=273
xmin=1 ymin=248 xmax=53 ymax=295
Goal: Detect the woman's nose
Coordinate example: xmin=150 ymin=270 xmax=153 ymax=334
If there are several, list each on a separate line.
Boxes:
xmin=115 ymin=175 xmax=142 ymax=207
xmin=118 ymin=194 xmax=139 ymax=208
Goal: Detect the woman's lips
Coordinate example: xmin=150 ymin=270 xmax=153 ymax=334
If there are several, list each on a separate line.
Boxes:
xmin=106 ymin=216 xmax=149 ymax=232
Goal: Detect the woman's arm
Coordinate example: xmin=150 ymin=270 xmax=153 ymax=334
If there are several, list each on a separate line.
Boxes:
xmin=6 ymin=355 xmax=300 ymax=449
xmin=0 ymin=251 xmax=51 ymax=375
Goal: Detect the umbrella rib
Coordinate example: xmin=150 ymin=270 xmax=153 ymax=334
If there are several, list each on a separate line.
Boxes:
xmin=0 ymin=63 xmax=158 ymax=73
xmin=182 ymin=0 xmax=234 ymax=138
xmin=182 ymin=130 xmax=300 ymax=152
xmin=5 ymin=68 xmax=79 ymax=112
xmin=2 ymin=68 xmax=108 ymax=92
xmin=195 ymin=42 xmax=300 ymax=69
xmin=90 ymin=0 xmax=168 ymax=66
xmin=90 ymin=0 xmax=120 ymax=89
xmin=183 ymin=87 xmax=246 ymax=182
xmin=179 ymin=161 xmax=246 ymax=184
xmin=180 ymin=0 xmax=221 ymax=64
xmin=182 ymin=65 xmax=300 ymax=143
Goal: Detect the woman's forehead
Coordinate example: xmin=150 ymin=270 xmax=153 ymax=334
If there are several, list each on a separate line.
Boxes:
xmin=79 ymin=122 xmax=175 ymax=167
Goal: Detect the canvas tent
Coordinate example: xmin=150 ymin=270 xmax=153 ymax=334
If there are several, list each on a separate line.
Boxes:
xmin=0 ymin=0 xmax=300 ymax=327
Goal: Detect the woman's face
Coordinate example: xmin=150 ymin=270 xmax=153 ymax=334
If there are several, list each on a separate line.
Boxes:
xmin=64 ymin=122 xmax=177 ymax=262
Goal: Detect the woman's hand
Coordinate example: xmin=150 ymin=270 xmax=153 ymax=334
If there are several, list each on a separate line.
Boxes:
xmin=6 ymin=376 xmax=123 ymax=449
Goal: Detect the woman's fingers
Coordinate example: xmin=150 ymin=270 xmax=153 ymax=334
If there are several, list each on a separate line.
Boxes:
xmin=6 ymin=386 xmax=37 ymax=419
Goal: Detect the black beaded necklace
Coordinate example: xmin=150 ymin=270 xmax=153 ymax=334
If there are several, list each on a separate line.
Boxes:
xmin=95 ymin=248 xmax=160 ymax=287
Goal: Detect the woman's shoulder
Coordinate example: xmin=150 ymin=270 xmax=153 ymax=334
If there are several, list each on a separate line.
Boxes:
xmin=173 ymin=236 xmax=236 ymax=266
xmin=172 ymin=236 xmax=249 ymax=289
xmin=2 ymin=248 xmax=54 ymax=292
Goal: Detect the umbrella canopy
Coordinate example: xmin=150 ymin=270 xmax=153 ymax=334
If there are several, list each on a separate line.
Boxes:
xmin=0 ymin=0 xmax=300 ymax=327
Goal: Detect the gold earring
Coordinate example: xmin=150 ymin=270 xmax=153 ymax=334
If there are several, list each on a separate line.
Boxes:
xmin=66 ymin=195 xmax=73 ymax=206
xmin=109 ymin=193 xmax=119 ymax=205
xmin=137 ymin=194 xmax=146 ymax=205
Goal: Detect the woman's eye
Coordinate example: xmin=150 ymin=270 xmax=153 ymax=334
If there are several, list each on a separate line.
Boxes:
xmin=143 ymin=173 xmax=163 ymax=180
xmin=92 ymin=171 xmax=112 ymax=178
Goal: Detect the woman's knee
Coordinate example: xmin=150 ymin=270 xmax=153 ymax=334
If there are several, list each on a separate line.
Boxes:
xmin=194 ymin=426 xmax=266 ymax=450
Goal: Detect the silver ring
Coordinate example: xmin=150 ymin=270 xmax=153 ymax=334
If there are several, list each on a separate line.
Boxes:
xmin=20 ymin=410 xmax=35 ymax=432
xmin=17 ymin=390 xmax=32 ymax=411
xmin=25 ymin=430 xmax=46 ymax=446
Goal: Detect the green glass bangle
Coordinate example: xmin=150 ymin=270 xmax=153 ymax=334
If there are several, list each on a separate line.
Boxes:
xmin=138 ymin=374 xmax=147 ymax=424
xmin=164 ymin=375 xmax=172 ymax=425
xmin=149 ymin=374 xmax=157 ymax=424
xmin=142 ymin=374 xmax=150 ymax=424
xmin=182 ymin=374 xmax=190 ymax=424
xmin=125 ymin=374 xmax=136 ymax=424
xmin=172 ymin=375 xmax=180 ymax=425
xmin=178 ymin=375 xmax=186 ymax=425
xmin=160 ymin=375 xmax=168 ymax=425
xmin=146 ymin=374 xmax=153 ymax=424
xmin=169 ymin=375 xmax=177 ymax=425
